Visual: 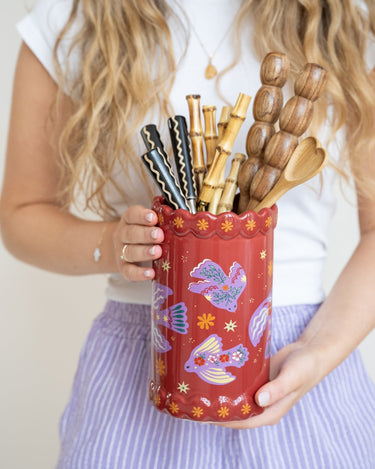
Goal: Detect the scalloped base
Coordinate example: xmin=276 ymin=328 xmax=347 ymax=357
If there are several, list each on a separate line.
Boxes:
xmin=149 ymin=381 xmax=264 ymax=422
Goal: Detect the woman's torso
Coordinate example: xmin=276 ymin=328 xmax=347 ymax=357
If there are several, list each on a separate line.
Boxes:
xmin=18 ymin=0 xmax=344 ymax=307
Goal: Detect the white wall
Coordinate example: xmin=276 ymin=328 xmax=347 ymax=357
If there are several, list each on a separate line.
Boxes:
xmin=0 ymin=2 xmax=107 ymax=468
xmin=0 ymin=2 xmax=374 ymax=469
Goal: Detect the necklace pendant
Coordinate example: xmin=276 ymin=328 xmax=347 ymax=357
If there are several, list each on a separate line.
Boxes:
xmin=205 ymin=61 xmax=218 ymax=79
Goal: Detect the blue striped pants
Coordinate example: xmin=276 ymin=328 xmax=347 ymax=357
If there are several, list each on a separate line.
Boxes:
xmin=56 ymin=301 xmax=375 ymax=468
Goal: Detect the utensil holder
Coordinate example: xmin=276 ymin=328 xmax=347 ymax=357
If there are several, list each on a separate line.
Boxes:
xmin=149 ymin=196 xmax=277 ymax=422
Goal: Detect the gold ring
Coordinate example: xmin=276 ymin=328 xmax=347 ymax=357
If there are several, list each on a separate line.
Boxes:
xmin=120 ymin=244 xmax=131 ymax=263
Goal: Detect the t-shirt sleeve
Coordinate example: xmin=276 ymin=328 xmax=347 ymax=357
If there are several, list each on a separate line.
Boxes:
xmin=16 ymin=0 xmax=79 ymax=89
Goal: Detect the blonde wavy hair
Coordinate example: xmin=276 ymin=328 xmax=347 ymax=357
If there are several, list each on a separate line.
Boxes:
xmin=53 ymin=0 xmax=375 ymax=219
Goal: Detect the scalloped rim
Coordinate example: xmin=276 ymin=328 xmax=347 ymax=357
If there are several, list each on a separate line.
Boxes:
xmin=152 ymin=196 xmax=278 ymax=239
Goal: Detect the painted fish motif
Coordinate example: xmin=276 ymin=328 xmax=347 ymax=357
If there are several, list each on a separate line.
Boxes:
xmin=188 ymin=259 xmax=247 ymax=312
xmin=248 ymin=291 xmax=272 ymax=347
xmin=152 ymin=282 xmax=189 ymax=353
xmin=184 ymin=334 xmax=249 ymax=385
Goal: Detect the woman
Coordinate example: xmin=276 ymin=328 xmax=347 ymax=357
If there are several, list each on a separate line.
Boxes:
xmin=1 ymin=0 xmax=375 ymax=467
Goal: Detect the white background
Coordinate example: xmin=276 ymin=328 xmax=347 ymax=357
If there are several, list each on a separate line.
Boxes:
xmin=0 ymin=1 xmax=374 ymax=468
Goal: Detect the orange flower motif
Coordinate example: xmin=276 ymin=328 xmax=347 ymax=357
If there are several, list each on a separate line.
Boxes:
xmin=197 ymin=313 xmax=215 ymax=330
xmin=155 ymin=358 xmax=166 ymax=376
xmin=268 ymin=261 xmax=273 ymax=276
xmin=217 ymin=406 xmax=229 ymax=418
xmin=154 ymin=394 xmax=161 ymax=406
xmin=221 ymin=220 xmax=234 ymax=232
xmin=265 ymin=216 xmax=272 ymax=228
xmin=241 ymin=403 xmax=252 ymax=415
xmin=197 ymin=219 xmax=209 ymax=231
xmin=173 ymin=216 xmax=184 ymax=228
xmin=158 ymin=213 xmax=164 ymax=226
xmin=246 ymin=219 xmax=256 ymax=231
xmin=192 ymin=406 xmax=204 ymax=418
xmin=169 ymin=402 xmax=179 ymax=414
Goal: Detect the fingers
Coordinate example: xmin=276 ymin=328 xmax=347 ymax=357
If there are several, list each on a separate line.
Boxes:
xmin=255 ymin=367 xmax=300 ymax=409
xmin=121 ymin=243 xmax=162 ymax=264
xmin=122 ymin=205 xmax=158 ymax=226
xmin=118 ymin=205 xmax=164 ymax=245
xmin=217 ymin=342 xmax=321 ymax=430
xmin=120 ymin=261 xmax=156 ymax=282
xmin=218 ymin=391 xmax=299 ymax=430
xmin=119 ymin=223 xmax=164 ymax=245
xmin=113 ymin=206 xmax=164 ymax=282
xmin=257 ymin=344 xmax=319 ymax=410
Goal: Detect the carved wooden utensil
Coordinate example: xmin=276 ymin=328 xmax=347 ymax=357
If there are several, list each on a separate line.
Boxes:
xmin=254 ymin=137 xmax=328 ymax=212
xmin=238 ymin=52 xmax=290 ymax=213
xmin=246 ymin=62 xmax=328 ymax=211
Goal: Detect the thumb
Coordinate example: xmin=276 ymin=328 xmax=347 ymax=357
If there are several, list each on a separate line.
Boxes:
xmin=255 ymin=343 xmax=307 ymax=407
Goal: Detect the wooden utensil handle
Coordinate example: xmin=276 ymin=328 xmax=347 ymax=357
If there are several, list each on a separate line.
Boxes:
xmin=206 ymin=107 xmax=230 ymax=214
xmin=247 ymin=61 xmax=327 ymax=211
xmin=208 ymin=168 xmax=226 ymax=215
xmin=246 ymin=132 xmax=297 ymax=209
xmin=245 ymin=122 xmax=275 ymax=159
xmin=239 ymin=52 xmax=290 ymax=214
xmin=246 ymin=165 xmax=280 ymax=211
xmin=203 ymin=105 xmax=218 ymax=171
xmin=294 ymin=63 xmax=328 ymax=101
xmin=217 ymin=153 xmax=246 ymax=214
xmin=198 ymin=93 xmax=251 ymax=210
xmin=279 ymin=96 xmax=314 ymax=136
xmin=237 ymin=157 xmax=261 ymax=213
xmin=217 ymin=106 xmax=231 ymax=142
xmin=263 ymin=131 xmax=299 ymax=168
xmin=252 ymin=85 xmax=284 ymax=124
xmin=260 ymin=52 xmax=290 ymax=87
xmin=186 ymin=94 xmax=206 ymax=193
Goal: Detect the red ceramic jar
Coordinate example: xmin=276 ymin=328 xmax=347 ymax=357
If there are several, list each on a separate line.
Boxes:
xmin=149 ymin=196 xmax=277 ymax=422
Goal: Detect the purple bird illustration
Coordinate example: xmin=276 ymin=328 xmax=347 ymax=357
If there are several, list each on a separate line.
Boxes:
xmin=248 ymin=291 xmax=272 ymax=347
xmin=184 ymin=334 xmax=249 ymax=385
xmin=188 ymin=259 xmax=247 ymax=312
xmin=152 ymin=282 xmax=189 ymax=353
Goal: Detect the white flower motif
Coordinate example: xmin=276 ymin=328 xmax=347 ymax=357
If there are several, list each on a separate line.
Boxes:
xmin=231 ymin=351 xmax=243 ymax=362
xmin=207 ymin=354 xmax=217 ymax=364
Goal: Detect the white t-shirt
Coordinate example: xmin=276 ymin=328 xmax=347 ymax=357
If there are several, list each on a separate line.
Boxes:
xmin=16 ymin=0 xmax=374 ymax=307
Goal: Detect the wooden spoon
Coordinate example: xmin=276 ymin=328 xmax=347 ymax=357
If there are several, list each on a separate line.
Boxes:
xmin=254 ymin=136 xmax=328 ymax=212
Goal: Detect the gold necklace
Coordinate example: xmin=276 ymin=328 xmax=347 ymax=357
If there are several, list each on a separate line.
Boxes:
xmin=188 ymin=8 xmax=241 ymax=80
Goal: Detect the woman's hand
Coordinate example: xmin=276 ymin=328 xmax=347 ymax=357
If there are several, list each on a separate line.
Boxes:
xmin=218 ymin=339 xmax=324 ymax=430
xmin=113 ymin=205 xmax=164 ymax=281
